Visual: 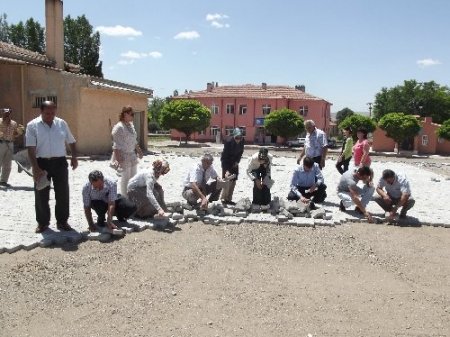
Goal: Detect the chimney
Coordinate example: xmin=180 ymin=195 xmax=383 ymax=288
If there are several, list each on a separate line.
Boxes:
xmin=45 ymin=0 xmax=64 ymax=69
xmin=295 ymin=85 xmax=306 ymax=92
xmin=206 ymin=82 xmax=214 ymax=92
xmin=262 ymin=82 xmax=267 ymax=90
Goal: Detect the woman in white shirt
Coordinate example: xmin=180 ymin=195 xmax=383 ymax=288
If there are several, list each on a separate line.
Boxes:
xmin=111 ymin=106 xmax=143 ymax=196
xmin=127 ymin=159 xmax=170 ymax=218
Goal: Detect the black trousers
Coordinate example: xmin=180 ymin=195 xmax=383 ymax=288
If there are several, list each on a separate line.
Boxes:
xmin=336 ymin=156 xmax=352 ymax=175
xmin=35 ymin=157 xmax=69 ymax=226
xmin=287 ymin=184 xmax=327 ymax=203
xmin=251 ymin=166 xmax=271 ymax=205
xmin=312 ymin=156 xmax=323 ymax=169
xmin=90 ymin=195 xmax=137 ymax=222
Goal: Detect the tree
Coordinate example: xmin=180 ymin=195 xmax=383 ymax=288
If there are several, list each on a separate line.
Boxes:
xmin=378 ymin=113 xmax=421 ymax=149
xmin=148 ymin=97 xmax=168 ymax=132
xmin=339 ymin=114 xmax=376 ymax=139
xmin=64 ymin=15 xmax=103 ymax=77
xmin=335 ymin=107 xmax=354 ymax=125
xmin=0 ymin=13 xmax=9 ymax=42
xmin=437 ymin=119 xmax=450 ymax=141
xmin=7 ymin=18 xmax=45 ymax=53
xmin=8 ymin=21 xmax=26 ymax=48
xmin=263 ymin=108 xmax=304 ymax=141
xmin=159 ymin=100 xmax=211 ymax=143
xmin=373 ymin=80 xmax=450 ymax=124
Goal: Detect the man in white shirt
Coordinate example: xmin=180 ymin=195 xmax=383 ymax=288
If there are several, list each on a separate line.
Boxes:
xmin=25 ymin=101 xmax=78 ymax=233
xmin=297 ymin=119 xmax=328 ymax=169
xmin=375 ymin=169 xmax=415 ymax=220
xmin=182 ymin=153 xmax=222 ymax=209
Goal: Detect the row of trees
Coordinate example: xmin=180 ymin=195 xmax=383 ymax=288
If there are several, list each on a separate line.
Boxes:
xmin=0 ymin=13 xmax=102 ymax=77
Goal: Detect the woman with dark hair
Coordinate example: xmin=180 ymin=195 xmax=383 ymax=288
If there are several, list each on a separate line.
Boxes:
xmin=127 ymin=159 xmax=170 ymax=218
xmin=335 ymin=127 xmax=353 ymax=174
xmin=352 ymin=128 xmax=371 ymax=167
xmin=111 ymin=106 xmax=143 ymax=196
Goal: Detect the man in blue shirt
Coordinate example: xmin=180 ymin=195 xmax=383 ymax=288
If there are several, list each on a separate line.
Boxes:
xmin=288 ymin=156 xmax=327 ymax=208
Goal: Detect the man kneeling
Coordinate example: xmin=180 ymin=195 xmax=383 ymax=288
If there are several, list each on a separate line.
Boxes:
xmin=83 ymin=170 xmax=137 ymax=232
xmin=182 ymin=153 xmax=222 ymax=209
xmin=287 ymin=156 xmax=327 ymax=208
xmin=374 ymin=169 xmax=415 ymax=221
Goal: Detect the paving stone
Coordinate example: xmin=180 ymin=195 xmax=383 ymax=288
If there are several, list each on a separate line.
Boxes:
xmin=121 ymin=226 xmax=134 ymax=234
xmin=222 ymin=208 xmax=234 ymax=216
xmin=184 ymin=210 xmax=198 ymax=219
xmin=323 ymin=214 xmax=333 ymax=220
xmin=314 ymin=219 xmax=335 ymax=227
xmin=280 ymin=208 xmax=294 ymax=219
xmin=277 ymin=215 xmax=288 ymax=222
xmin=288 ymin=218 xmax=315 ymax=227
xmin=168 ymin=219 xmax=178 ymax=227
xmin=235 ymin=198 xmax=252 ymax=211
xmin=311 ymin=208 xmax=326 ymax=219
xmin=234 ymin=211 xmax=248 ymax=218
xmin=171 ymin=213 xmax=184 ymax=220
xmin=23 ymin=241 xmax=40 ymax=251
xmin=6 ymin=244 xmax=23 ymax=254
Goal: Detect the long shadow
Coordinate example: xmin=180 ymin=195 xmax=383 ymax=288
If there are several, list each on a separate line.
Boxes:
xmin=8 ymin=186 xmax=35 ymax=192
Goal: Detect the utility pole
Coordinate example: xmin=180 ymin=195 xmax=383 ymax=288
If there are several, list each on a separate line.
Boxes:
xmin=367 ymin=102 xmax=373 ymax=118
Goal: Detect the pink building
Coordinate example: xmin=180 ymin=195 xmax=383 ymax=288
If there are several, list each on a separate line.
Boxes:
xmin=171 ymin=83 xmax=332 ymax=144
xmin=372 ymin=116 xmax=450 ymax=155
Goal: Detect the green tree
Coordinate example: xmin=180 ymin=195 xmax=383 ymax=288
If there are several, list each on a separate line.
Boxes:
xmin=148 ymin=97 xmax=168 ymax=132
xmin=159 ymin=100 xmax=211 ymax=143
xmin=24 ymin=18 xmax=45 ymax=53
xmin=373 ymin=80 xmax=450 ymax=124
xmin=339 ymin=114 xmax=376 ymax=139
xmin=263 ymin=108 xmax=304 ymax=141
xmin=64 ymin=15 xmax=103 ymax=77
xmin=8 ymin=21 xmax=26 ymax=48
xmin=335 ymin=107 xmax=354 ymax=125
xmin=0 ymin=13 xmax=9 ymax=42
xmin=437 ymin=119 xmax=450 ymax=141
xmin=378 ymin=113 xmax=421 ymax=148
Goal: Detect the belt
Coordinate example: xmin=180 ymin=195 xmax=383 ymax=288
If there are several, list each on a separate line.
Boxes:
xmin=37 ymin=156 xmax=65 ymax=160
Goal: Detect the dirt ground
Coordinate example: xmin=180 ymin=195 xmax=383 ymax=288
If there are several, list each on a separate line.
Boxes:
xmin=1 ymin=222 xmax=449 ymax=337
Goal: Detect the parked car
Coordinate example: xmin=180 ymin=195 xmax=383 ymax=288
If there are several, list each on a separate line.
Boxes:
xmin=287 ymin=137 xmax=306 ymax=147
xmin=327 ymin=138 xmax=337 ymax=149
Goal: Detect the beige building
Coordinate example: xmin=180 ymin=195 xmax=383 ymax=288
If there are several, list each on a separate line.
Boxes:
xmin=0 ymin=0 xmax=152 ymax=154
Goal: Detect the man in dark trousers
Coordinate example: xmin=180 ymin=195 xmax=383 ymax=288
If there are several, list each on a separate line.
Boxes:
xmin=220 ymin=127 xmax=244 ymax=205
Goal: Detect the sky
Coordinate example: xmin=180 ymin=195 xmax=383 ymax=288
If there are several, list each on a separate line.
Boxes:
xmin=2 ymin=0 xmax=450 ymax=113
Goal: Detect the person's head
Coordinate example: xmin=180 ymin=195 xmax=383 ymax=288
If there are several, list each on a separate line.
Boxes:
xmin=382 ymin=169 xmax=396 ymax=185
xmin=232 ymin=127 xmax=243 ymax=143
xmin=119 ymin=105 xmax=134 ymax=122
xmin=153 ymin=159 xmax=170 ymax=177
xmin=342 ymin=126 xmax=352 ymax=137
xmin=302 ymin=156 xmax=315 ymax=171
xmin=88 ymin=170 xmax=104 ymax=190
xmin=201 ymin=153 xmax=214 ymax=170
xmin=258 ymin=148 xmax=269 ymax=164
xmin=356 ymin=166 xmax=372 ymax=180
xmin=1 ymin=108 xmax=12 ymax=121
xmin=304 ymin=120 xmax=316 ymax=134
xmin=40 ymin=101 xmax=57 ymax=124
xmin=356 ymin=127 xmax=368 ymax=140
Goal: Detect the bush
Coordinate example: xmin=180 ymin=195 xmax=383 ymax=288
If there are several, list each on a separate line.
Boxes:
xmin=263 ymin=108 xmax=304 ymax=140
xmin=378 ymin=112 xmax=421 ymax=145
xmin=437 ymin=119 xmax=450 ymax=140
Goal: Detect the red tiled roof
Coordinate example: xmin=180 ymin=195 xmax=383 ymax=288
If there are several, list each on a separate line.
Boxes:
xmin=177 ymin=84 xmax=329 ymax=102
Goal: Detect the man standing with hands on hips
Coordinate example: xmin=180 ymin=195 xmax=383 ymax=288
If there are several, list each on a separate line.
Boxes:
xmin=25 ymin=101 xmax=78 ymax=233
xmin=297 ymin=119 xmax=328 ymax=169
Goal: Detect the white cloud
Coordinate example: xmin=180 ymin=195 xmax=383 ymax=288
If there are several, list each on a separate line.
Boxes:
xmin=121 ymin=51 xmax=147 ymax=59
xmin=174 ymin=31 xmax=200 ymax=40
xmin=206 ymin=13 xmax=229 ymax=21
xmin=206 ymin=13 xmax=230 ymax=28
xmin=95 ymin=25 xmax=143 ymax=37
xmin=117 ymin=59 xmax=135 ymax=65
xmin=148 ymin=51 xmax=163 ymax=59
xmin=417 ymin=58 xmax=441 ymax=67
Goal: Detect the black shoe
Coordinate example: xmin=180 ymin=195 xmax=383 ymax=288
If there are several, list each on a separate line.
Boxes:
xmin=339 ymin=200 xmax=346 ymax=212
xmin=309 ymin=202 xmax=317 ymax=210
xmin=0 ymin=182 xmax=11 ymax=187
xmin=96 ymin=220 xmax=106 ymax=227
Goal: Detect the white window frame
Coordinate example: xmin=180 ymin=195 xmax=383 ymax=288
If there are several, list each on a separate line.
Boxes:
xmin=422 ymin=135 xmax=429 ymax=146
xmin=262 ymin=104 xmax=271 ymax=115
xmin=224 ymin=126 xmax=234 ymax=136
xmin=211 ymin=104 xmax=219 ymax=115
xmin=239 ymin=105 xmax=247 ymax=115
xmin=226 ymin=104 xmax=235 ymax=114
xmin=299 ymin=105 xmax=308 ymax=116
xmin=210 ymin=126 xmax=220 ymax=136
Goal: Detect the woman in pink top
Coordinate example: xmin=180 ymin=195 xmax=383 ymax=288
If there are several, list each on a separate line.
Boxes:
xmin=353 ymin=128 xmax=371 ymax=167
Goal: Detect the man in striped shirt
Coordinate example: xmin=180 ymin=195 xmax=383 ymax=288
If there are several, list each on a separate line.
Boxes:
xmin=82 ymin=170 xmax=136 ymax=232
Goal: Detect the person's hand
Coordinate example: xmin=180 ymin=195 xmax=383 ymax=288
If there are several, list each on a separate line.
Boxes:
xmin=157 ymin=209 xmax=166 ymax=217
xmin=255 ymin=180 xmax=263 ymax=190
xmin=308 ymin=184 xmax=317 ymax=193
xmin=383 ymin=195 xmax=392 ymax=203
xmin=71 ymin=156 xmax=78 ymax=170
xmin=225 ymin=170 xmax=231 ymax=178
xmin=32 ymin=167 xmax=45 ymax=183
xmin=365 ymin=212 xmax=374 ymax=223
xmin=200 ymin=197 xmax=208 ymax=209
xmin=300 ymin=196 xmax=309 ymax=204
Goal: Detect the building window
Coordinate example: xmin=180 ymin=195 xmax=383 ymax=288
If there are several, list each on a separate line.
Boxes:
xmin=422 ymin=135 xmax=429 ymax=146
xmin=211 ymin=104 xmax=219 ymax=115
xmin=225 ymin=126 xmax=234 ymax=136
xmin=239 ymin=105 xmax=247 ymax=115
xmin=226 ymin=104 xmax=235 ymax=114
xmin=239 ymin=126 xmax=246 ymax=137
xmin=33 ymin=96 xmax=58 ymax=108
xmin=199 ymin=130 xmax=205 ymax=135
xmin=262 ymin=104 xmax=271 ymax=115
xmin=299 ymin=106 xmax=308 ymax=116
xmin=210 ymin=126 xmax=220 ymax=136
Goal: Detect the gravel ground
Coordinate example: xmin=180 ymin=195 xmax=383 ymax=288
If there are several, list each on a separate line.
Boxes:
xmin=0 ymin=142 xmax=449 ymax=337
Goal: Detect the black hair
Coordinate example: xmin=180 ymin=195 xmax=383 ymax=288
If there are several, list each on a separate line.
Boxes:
xmin=357 ymin=166 xmax=372 ymax=177
xmin=88 ymin=170 xmax=104 ymax=182
xmin=382 ymin=169 xmax=395 ymax=180
xmin=303 ymin=156 xmax=314 ymax=168
xmin=357 ymin=128 xmax=368 ymax=139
